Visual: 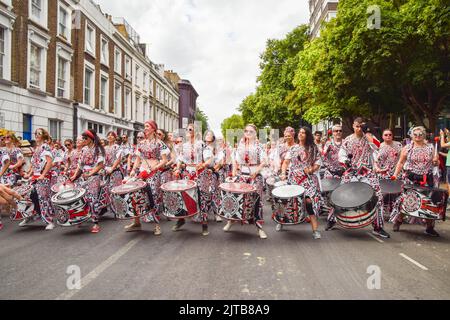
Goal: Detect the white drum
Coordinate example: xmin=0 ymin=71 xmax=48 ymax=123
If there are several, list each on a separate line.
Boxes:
xmin=272 ymin=185 xmax=306 ymax=225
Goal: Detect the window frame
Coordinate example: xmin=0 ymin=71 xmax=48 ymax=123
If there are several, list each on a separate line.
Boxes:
xmin=114 ymin=81 xmax=122 ymax=118
xmin=29 ymin=0 xmax=48 ymax=29
xmin=57 ymin=1 xmax=71 ymax=42
xmin=99 ymin=71 xmax=109 ymax=113
xmin=84 ymin=21 xmax=96 ymax=57
xmin=114 ymin=48 xmax=122 ymax=75
xmin=83 ymin=60 xmax=95 ymax=107
xmin=100 ymin=35 xmax=109 ymax=67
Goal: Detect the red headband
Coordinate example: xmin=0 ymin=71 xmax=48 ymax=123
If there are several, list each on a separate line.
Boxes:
xmin=145 ymin=120 xmax=158 ymax=131
xmin=84 ymin=130 xmax=95 ymax=140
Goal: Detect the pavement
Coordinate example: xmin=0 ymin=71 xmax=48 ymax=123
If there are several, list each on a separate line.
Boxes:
xmin=1 ymin=198 xmax=450 ymax=300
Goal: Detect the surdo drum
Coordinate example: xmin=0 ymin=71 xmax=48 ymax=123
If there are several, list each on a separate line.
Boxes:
xmin=400 ymin=185 xmax=448 ymax=221
xmin=219 ymin=182 xmax=258 ymax=221
xmin=111 ymin=181 xmax=150 ymax=220
xmin=161 ymin=180 xmax=199 ymax=219
xmin=10 ymin=184 xmax=37 ymax=221
xmin=51 ymin=188 xmax=91 ymax=227
xmin=51 ymin=181 xmax=75 ymax=194
xmin=330 ymin=182 xmax=378 ymax=229
xmin=271 ymin=184 xmax=306 ymax=225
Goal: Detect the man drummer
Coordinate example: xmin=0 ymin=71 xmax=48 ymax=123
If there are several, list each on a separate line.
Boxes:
xmin=336 ymin=117 xmax=390 ymax=239
xmin=391 ymin=126 xmax=444 ymax=237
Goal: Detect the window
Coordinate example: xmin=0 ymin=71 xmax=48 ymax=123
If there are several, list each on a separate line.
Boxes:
xmin=135 ymin=65 xmax=140 ymax=86
xmin=100 ymin=75 xmax=108 ymax=112
xmin=84 ymin=65 xmax=94 ymax=106
xmin=100 ymin=36 xmax=108 ymax=65
xmin=125 ymin=56 xmax=131 ymax=80
xmin=114 ymin=49 xmax=121 ymax=74
xmin=29 ymin=44 xmax=42 ymax=88
xmin=135 ymin=96 xmax=140 ymax=121
xmin=56 ymin=57 xmax=67 ymax=98
xmin=85 ymin=23 xmax=95 ymax=56
xmin=149 ymin=78 xmax=153 ymax=96
xmin=23 ymin=114 xmax=33 ymax=141
xmin=58 ymin=4 xmax=71 ymax=40
xmin=30 ymin=0 xmax=47 ymax=28
xmin=88 ymin=122 xmax=104 ymax=135
xmin=125 ymin=88 xmax=131 ymax=119
xmin=0 ymin=28 xmax=4 ymax=79
xmin=114 ymin=82 xmax=121 ymax=117
xmin=143 ymin=72 xmax=147 ymax=90
xmin=48 ymin=119 xmax=62 ymax=141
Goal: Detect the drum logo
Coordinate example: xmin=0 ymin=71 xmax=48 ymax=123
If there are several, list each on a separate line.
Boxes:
xmin=165 ymin=192 xmax=182 ymax=215
xmin=402 ymin=191 xmax=421 ymax=213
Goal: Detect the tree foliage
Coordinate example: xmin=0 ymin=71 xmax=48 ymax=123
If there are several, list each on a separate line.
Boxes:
xmin=221 ymin=114 xmax=244 ymax=138
xmin=195 ymin=108 xmax=209 ymax=134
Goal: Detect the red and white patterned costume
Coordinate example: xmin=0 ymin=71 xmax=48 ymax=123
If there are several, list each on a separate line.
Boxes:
xmin=375 ymin=142 xmax=402 ymax=178
xmin=0 ymin=147 xmax=23 ymax=186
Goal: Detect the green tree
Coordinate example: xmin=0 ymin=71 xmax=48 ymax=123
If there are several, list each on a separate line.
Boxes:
xmin=195 ymin=108 xmax=209 ymax=135
xmin=221 ymin=114 xmax=244 ymax=139
xmin=239 ymin=25 xmax=310 ymax=129
xmin=291 ymin=0 xmax=449 ymax=132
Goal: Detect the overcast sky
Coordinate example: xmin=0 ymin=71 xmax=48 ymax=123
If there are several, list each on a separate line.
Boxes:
xmin=95 ymin=0 xmax=310 ymax=135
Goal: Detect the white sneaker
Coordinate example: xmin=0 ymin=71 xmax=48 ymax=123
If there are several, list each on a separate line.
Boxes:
xmin=45 ymin=223 xmax=55 ymax=230
xmin=313 ymin=230 xmax=321 ymax=239
xmin=258 ymin=229 xmax=268 ymax=239
xmin=223 ymin=221 xmax=233 ymax=232
xmin=215 ymin=215 xmax=223 ymax=222
xmin=276 ymin=224 xmax=282 ymax=232
xmin=19 ymin=218 xmax=31 ymax=227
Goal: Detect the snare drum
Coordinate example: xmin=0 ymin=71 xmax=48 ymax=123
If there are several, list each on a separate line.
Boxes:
xmin=51 ymin=188 xmax=91 ymax=227
xmin=330 ymin=182 xmax=378 ymax=229
xmin=272 ymin=184 xmax=306 ymax=225
xmin=400 ymin=185 xmax=448 ymax=220
xmin=10 ymin=184 xmax=38 ymax=221
xmin=219 ymin=182 xmax=258 ymax=221
xmin=51 ymin=181 xmax=75 ymax=194
xmin=111 ymin=181 xmax=150 ymax=220
xmin=161 ymin=180 xmax=199 ymax=219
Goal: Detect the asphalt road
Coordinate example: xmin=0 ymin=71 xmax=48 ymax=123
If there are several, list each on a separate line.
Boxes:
xmin=1 ymin=198 xmax=450 ymax=300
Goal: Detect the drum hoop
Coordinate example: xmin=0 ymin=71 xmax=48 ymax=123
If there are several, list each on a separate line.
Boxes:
xmin=219 ymin=182 xmax=256 ymax=194
xmin=161 ymin=180 xmax=197 ymax=192
xmin=112 ymin=181 xmax=147 ymax=195
xmin=51 ymin=188 xmax=86 ymax=204
xmin=272 ymin=185 xmax=305 ymax=199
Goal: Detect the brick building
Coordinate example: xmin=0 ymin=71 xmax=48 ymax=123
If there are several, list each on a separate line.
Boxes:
xmin=0 ymin=0 xmax=182 ymax=142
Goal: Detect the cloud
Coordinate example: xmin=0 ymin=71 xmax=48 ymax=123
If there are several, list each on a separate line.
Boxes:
xmin=94 ymin=0 xmax=310 ymax=134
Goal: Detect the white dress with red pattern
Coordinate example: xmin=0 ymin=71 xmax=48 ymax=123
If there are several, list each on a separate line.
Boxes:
xmin=286 ymin=145 xmax=322 ymax=217
xmin=31 ymin=143 xmax=55 ymax=224
xmin=0 ymin=147 xmax=23 ymax=186
xmin=375 ymin=142 xmax=402 ymax=178
xmin=322 ymin=140 xmax=344 ymax=179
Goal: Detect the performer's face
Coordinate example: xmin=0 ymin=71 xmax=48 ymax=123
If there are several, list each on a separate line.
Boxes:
xmin=107 ymin=134 xmax=116 ymax=144
xmin=205 ymin=131 xmax=214 ymax=143
xmin=353 ymin=122 xmax=363 ymax=135
xmin=412 ymin=130 xmax=425 ymax=142
xmin=244 ymin=126 xmax=256 ymax=140
xmin=333 ymin=127 xmax=343 ymax=139
xmin=76 ymin=138 xmax=83 ymax=148
xmin=314 ymin=134 xmax=322 ymax=143
xmin=298 ymin=129 xmax=306 ymax=142
xmin=187 ymin=125 xmax=195 ymax=138
xmin=284 ymin=133 xmax=294 ymax=143
xmin=144 ymin=123 xmax=155 ymax=136
xmin=383 ymin=131 xmax=393 ymax=143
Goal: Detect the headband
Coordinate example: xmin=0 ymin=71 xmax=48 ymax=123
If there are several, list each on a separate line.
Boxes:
xmin=84 ymin=130 xmax=95 ymax=140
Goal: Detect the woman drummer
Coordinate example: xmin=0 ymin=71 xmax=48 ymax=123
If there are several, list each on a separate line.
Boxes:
xmin=104 ymin=131 xmax=124 ymax=213
xmin=172 ymin=124 xmax=213 ymax=236
xmin=223 ymin=124 xmax=268 ymax=239
xmin=211 ymin=136 xmax=230 ymax=222
xmin=70 ymin=129 xmax=105 ymax=233
xmin=280 ymin=127 xmax=322 ymax=239
xmin=128 ymin=120 xmax=169 ymax=236
xmin=0 ymin=132 xmax=24 ymax=187
xmin=156 ymin=129 xmax=175 ymax=186
xmin=22 ymin=128 xmax=55 ymax=230
xmin=0 ymin=148 xmax=11 ymax=229
xmin=65 ymin=137 xmax=83 ymax=183
xmin=391 ymin=126 xmax=443 ymax=237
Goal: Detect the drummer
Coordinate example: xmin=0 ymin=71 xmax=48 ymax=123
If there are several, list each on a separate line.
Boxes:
xmin=223 ymin=124 xmax=268 ymax=239
xmin=374 ymin=129 xmax=402 ymax=216
xmin=22 ymin=128 xmax=56 ymax=230
xmin=128 ymin=120 xmax=169 ymax=235
xmin=391 ymin=126 xmax=442 ymax=237
xmin=156 ymin=129 xmax=175 ymax=186
xmin=172 ymin=124 xmax=213 ymax=236
xmin=338 ymin=117 xmax=390 ymax=239
xmin=279 ymin=127 xmax=296 ymax=175
xmin=69 ymin=129 xmax=105 ymax=233
xmin=211 ymin=136 xmax=228 ymax=222
xmin=0 ymin=148 xmax=11 ymax=229
xmin=104 ymin=131 xmax=124 ymax=214
xmin=65 ymin=137 xmax=83 ymax=183
xmin=0 ymin=132 xmax=23 ymax=187
xmin=281 ymin=127 xmax=322 ymax=239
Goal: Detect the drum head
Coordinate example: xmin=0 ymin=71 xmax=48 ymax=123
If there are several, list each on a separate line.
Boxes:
xmin=219 ymin=182 xmax=256 ymax=194
xmin=52 ymin=188 xmax=86 ymax=205
xmin=330 ymin=182 xmax=374 ymax=208
xmin=51 ymin=182 xmax=75 ymax=194
xmin=380 ymin=179 xmax=403 ymax=195
xmin=321 ymin=178 xmax=341 ymax=193
xmin=272 ymin=185 xmax=305 ymax=199
xmin=112 ymin=180 xmax=147 ymax=195
xmin=161 ymin=180 xmax=197 ymax=192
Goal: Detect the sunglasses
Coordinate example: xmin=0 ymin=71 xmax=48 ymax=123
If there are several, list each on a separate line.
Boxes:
xmin=35 ymin=131 xmax=42 ymax=136
xmin=384 ymin=134 xmax=392 ymax=137
xmin=137 ymin=136 xmax=145 ymax=140
xmin=157 ymin=132 xmax=163 ymax=136
xmin=188 ymin=128 xmax=194 ymax=132
xmin=413 ymin=133 xmax=424 ymax=137
xmin=333 ymin=130 xmax=342 ymax=133
xmin=65 ymin=144 xmax=71 ymax=147
xmin=4 ymin=136 xmax=11 ymax=139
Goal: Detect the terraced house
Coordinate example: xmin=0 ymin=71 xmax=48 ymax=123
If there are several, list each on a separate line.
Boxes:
xmin=0 ymin=0 xmax=183 ymax=142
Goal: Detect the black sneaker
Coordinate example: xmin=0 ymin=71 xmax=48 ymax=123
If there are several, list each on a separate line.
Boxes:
xmin=372 ymin=228 xmax=390 ymax=239
xmin=325 ymin=221 xmax=336 ymax=231
xmin=425 ymin=228 xmax=440 ymax=237
xmin=172 ymin=219 xmax=186 ymax=231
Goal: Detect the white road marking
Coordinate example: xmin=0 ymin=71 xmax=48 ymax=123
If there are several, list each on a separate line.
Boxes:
xmin=399 ymin=253 xmax=429 ymax=271
xmin=366 ymin=232 xmax=384 ymax=243
xmin=56 ymin=237 xmax=142 ymax=300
